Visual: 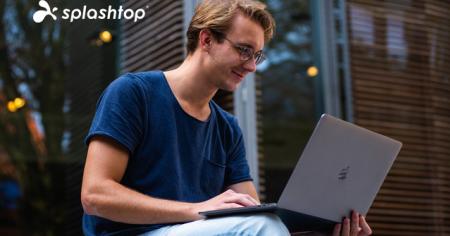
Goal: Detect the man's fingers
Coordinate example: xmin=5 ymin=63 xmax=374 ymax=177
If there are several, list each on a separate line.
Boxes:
xmin=342 ymin=218 xmax=350 ymax=236
xmin=351 ymin=211 xmax=360 ymax=236
xmin=223 ymin=193 xmax=257 ymax=207
xmin=332 ymin=223 xmax=342 ymax=236
xmin=222 ymin=189 xmax=259 ymax=205
xmin=234 ymin=192 xmax=258 ymax=205
xmin=222 ymin=203 xmax=244 ymax=209
xmin=226 ymin=196 xmax=255 ymax=206
xmin=359 ymin=215 xmax=372 ymax=235
xmin=245 ymin=195 xmax=259 ymax=205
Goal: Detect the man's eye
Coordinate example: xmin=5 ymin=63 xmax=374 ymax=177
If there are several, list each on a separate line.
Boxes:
xmin=239 ymin=47 xmax=252 ymax=55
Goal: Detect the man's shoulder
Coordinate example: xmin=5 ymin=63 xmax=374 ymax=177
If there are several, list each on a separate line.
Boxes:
xmin=129 ymin=70 xmax=164 ymax=80
xmin=116 ymin=70 xmax=164 ymax=85
xmin=106 ymin=71 xmax=165 ymax=96
xmin=211 ymin=102 xmax=241 ymax=133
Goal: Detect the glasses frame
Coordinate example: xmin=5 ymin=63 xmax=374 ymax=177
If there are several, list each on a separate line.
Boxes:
xmin=223 ymin=37 xmax=266 ymax=65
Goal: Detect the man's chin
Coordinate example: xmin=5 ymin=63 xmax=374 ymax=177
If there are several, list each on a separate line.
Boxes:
xmin=215 ymin=78 xmax=242 ymax=92
xmin=221 ymin=83 xmax=240 ymax=92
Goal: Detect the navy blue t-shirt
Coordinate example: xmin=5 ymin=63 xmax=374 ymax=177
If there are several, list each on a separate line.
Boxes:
xmin=83 ymin=71 xmax=252 ymax=235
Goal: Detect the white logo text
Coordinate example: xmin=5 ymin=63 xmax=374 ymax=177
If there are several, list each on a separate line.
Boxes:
xmin=33 ymin=0 xmax=146 ymax=23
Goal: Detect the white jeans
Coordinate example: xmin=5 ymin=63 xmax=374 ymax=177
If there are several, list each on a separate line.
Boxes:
xmin=139 ymin=213 xmax=290 ymax=236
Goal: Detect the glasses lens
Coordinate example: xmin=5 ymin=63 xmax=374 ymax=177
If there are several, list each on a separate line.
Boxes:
xmin=238 ymin=46 xmax=252 ymax=61
xmin=255 ymin=52 xmax=266 ymax=65
xmin=234 ymin=41 xmax=266 ymax=65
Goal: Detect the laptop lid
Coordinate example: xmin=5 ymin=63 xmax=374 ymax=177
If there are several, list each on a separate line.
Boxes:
xmin=278 ymin=114 xmax=402 ymax=222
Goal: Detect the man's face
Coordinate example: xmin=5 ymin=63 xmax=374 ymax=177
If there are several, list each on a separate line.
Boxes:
xmin=207 ymin=13 xmax=265 ymax=91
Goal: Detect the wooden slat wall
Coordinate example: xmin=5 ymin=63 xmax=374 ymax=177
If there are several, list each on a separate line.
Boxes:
xmin=120 ymin=0 xmax=185 ymax=72
xmin=347 ymin=0 xmax=450 ymax=235
xmin=255 ymin=75 xmax=266 ymax=200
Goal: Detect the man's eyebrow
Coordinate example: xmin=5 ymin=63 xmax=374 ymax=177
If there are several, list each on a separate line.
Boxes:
xmin=236 ymin=42 xmax=255 ymax=50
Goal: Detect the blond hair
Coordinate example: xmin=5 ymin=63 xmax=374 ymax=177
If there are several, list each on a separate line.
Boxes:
xmin=186 ymin=0 xmax=275 ymax=55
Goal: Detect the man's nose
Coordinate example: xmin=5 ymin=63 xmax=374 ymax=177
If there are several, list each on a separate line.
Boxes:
xmin=242 ymin=58 xmax=257 ymax=73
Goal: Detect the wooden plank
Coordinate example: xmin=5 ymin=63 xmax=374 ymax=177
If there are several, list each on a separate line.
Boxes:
xmin=347 ymin=0 xmax=450 ymax=234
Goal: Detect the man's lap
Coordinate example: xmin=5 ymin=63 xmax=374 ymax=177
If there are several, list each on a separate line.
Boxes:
xmin=139 ymin=213 xmax=290 ymax=236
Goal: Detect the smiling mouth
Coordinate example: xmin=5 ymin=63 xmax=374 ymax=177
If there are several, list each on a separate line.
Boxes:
xmin=232 ymin=70 xmax=244 ymax=80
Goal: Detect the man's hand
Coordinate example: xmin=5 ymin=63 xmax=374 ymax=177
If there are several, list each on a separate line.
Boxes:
xmin=190 ymin=189 xmax=259 ymax=219
xmin=332 ymin=211 xmax=372 ymax=236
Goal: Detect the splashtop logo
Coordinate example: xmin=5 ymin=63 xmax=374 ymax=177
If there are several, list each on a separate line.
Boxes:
xmin=32 ymin=0 xmax=146 ymax=23
xmin=33 ymin=0 xmax=58 ymax=23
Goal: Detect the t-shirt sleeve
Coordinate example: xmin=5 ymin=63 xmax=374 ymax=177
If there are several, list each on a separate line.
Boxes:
xmin=85 ymin=74 xmax=145 ymax=154
xmin=224 ymin=118 xmax=253 ymax=186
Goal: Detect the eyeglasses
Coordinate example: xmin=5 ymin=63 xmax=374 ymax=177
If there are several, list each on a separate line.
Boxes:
xmin=223 ymin=37 xmax=266 ymax=65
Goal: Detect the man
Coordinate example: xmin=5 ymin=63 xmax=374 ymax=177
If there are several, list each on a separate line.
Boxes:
xmin=81 ymin=0 xmax=372 ymax=235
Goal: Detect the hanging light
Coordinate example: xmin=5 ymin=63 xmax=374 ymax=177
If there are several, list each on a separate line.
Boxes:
xmin=7 ymin=101 xmax=17 ymax=112
xmin=99 ymin=30 xmax=113 ymax=43
xmin=14 ymin=97 xmax=26 ymax=109
xmin=307 ymin=66 xmax=319 ymax=77
xmin=6 ymin=97 xmax=26 ymax=112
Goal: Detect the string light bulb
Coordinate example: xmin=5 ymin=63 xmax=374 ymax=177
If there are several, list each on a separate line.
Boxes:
xmin=6 ymin=97 xmax=26 ymax=112
xmin=14 ymin=97 xmax=26 ymax=109
xmin=99 ymin=30 xmax=113 ymax=43
xmin=307 ymin=66 xmax=319 ymax=77
xmin=7 ymin=101 xmax=17 ymax=112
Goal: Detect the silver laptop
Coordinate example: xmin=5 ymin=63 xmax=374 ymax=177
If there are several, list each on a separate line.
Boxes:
xmin=199 ymin=114 xmax=402 ymax=231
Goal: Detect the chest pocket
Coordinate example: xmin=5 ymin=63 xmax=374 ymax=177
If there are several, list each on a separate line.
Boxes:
xmin=202 ymin=137 xmax=227 ymax=196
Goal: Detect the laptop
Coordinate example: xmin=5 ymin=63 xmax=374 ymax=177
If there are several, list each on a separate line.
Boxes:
xmin=199 ymin=114 xmax=402 ymax=232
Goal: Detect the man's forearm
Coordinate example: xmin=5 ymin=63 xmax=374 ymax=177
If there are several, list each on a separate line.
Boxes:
xmin=81 ymin=179 xmax=199 ymax=224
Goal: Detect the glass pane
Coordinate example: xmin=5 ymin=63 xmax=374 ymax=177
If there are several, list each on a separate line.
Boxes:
xmin=257 ymin=0 xmax=320 ymax=202
xmin=0 ymin=0 xmax=119 ymax=235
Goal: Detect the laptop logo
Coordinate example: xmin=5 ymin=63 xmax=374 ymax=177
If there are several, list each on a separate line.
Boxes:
xmin=338 ymin=166 xmax=350 ymax=180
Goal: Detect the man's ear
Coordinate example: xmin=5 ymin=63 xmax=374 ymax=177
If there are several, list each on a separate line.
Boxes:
xmin=199 ymin=29 xmax=213 ymax=51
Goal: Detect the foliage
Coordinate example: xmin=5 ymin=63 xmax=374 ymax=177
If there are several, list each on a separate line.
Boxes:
xmin=0 ymin=0 xmax=67 ymax=234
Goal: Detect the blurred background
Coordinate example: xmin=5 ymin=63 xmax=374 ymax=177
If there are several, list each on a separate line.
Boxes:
xmin=0 ymin=0 xmax=449 ymax=235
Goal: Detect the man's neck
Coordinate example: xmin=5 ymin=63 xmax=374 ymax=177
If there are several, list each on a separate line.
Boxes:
xmin=163 ymin=55 xmax=218 ymax=120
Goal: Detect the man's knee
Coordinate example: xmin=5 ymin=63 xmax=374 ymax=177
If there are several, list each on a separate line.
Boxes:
xmin=235 ymin=213 xmax=289 ymax=236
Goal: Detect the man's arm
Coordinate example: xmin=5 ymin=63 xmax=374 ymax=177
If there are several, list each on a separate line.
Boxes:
xmin=81 ymin=136 xmax=258 ymax=224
